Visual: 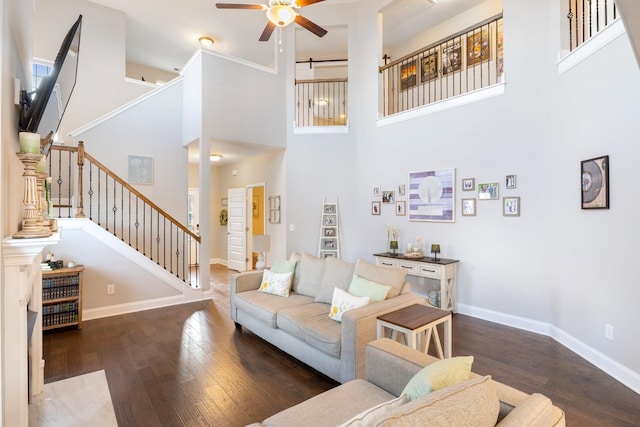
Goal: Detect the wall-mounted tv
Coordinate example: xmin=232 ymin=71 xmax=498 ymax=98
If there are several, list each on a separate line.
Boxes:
xmin=19 ymin=14 xmax=82 ymax=149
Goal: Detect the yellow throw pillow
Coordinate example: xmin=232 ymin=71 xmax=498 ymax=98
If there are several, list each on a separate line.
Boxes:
xmin=258 ymin=269 xmax=293 ymax=297
xmin=401 ymin=356 xmax=474 ymax=401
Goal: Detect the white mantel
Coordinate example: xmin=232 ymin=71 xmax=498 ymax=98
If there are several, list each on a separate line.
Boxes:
xmin=2 ymin=232 xmax=60 ymax=427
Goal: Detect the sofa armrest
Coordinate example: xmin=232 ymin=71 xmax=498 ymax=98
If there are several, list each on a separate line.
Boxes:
xmin=363 ymin=338 xmax=439 ymax=396
xmin=231 ymin=270 xmax=263 ymax=294
xmin=339 ymin=293 xmax=426 ymax=382
xmin=495 ymin=393 xmax=553 ymax=427
xmin=230 ymin=271 xmax=263 ymax=323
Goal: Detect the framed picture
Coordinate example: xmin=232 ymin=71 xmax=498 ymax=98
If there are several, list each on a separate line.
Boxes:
xmin=127 ymin=155 xmax=153 ymax=184
xmin=324 ymin=204 xmax=336 ymax=214
xmin=382 ymin=191 xmax=395 ymax=204
xmin=323 ymin=215 xmax=336 ymax=226
xmin=478 ymin=183 xmax=499 ymax=200
xmin=503 ymin=196 xmax=520 ymax=216
xmin=442 ymin=41 xmax=462 ymax=75
xmin=581 ymin=155 xmax=609 ymax=209
xmin=462 ymin=178 xmax=475 ymax=191
xmin=396 ymin=201 xmax=406 ymax=216
xmin=467 ymin=28 xmax=491 ymax=66
xmin=400 ymin=60 xmax=417 ymax=90
xmin=323 ymin=227 xmax=336 ymax=237
xmin=421 ymin=51 xmax=438 ymax=82
xmin=408 ymin=168 xmax=455 ymax=222
xmin=322 ymin=238 xmax=337 ymax=250
xmin=373 ymin=186 xmax=381 ymax=196
xmin=320 ymin=251 xmax=337 ymax=259
xmin=462 ymin=198 xmax=476 ymax=216
xmin=252 ymin=196 xmax=259 ymax=218
xmin=371 ymin=201 xmax=381 ymax=215
xmin=505 ymin=174 xmax=516 ymax=189
xmin=398 ymin=184 xmax=406 ymax=196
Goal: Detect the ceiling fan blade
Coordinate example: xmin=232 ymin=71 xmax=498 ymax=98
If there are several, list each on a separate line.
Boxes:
xmin=295 ymin=0 xmax=325 ymax=7
xmin=215 ymin=3 xmax=266 ymax=9
xmin=294 ymin=15 xmax=328 ymax=38
xmin=259 ymin=21 xmax=276 ymax=42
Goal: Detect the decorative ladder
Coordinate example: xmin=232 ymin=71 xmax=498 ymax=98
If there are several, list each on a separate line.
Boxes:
xmin=318 ymin=197 xmax=341 ymax=259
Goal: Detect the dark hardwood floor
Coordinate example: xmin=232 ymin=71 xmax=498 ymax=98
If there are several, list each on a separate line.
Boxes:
xmin=43 ymin=265 xmax=640 ymax=426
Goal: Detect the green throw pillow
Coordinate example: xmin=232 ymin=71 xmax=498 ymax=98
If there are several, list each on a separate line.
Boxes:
xmin=347 ymin=274 xmax=391 ymax=303
xmin=270 ymin=260 xmax=297 ymax=274
xmin=401 ymin=356 xmax=474 ymax=401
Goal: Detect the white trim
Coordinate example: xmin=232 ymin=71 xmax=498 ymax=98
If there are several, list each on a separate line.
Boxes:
xmin=293 ymin=125 xmax=350 ymax=135
xmin=377 ymin=83 xmax=505 ymax=127
xmin=458 ymin=303 xmax=640 ymax=395
xmin=69 ymin=76 xmax=183 ymax=138
xmin=211 ymin=258 xmax=227 ymax=266
xmin=558 ymin=19 xmax=625 ymax=75
xmin=124 ymin=77 xmax=160 ymax=88
xmin=83 ymin=290 xmax=213 ymax=321
xmin=200 ymin=48 xmax=278 ymax=76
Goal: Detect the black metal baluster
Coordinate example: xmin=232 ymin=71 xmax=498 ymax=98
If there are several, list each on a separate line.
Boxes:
xmin=142 ymin=202 xmax=146 ymax=256
xmin=135 ymin=196 xmax=139 ymax=249
xmin=112 ymin=177 xmax=117 ymax=235
xmin=120 ymin=182 xmax=124 ymax=240
xmin=88 ymin=162 xmax=93 ymax=220
xmin=596 ymin=0 xmax=600 ymax=33
xmin=156 ymin=210 xmax=160 ymax=264
xmin=97 ymin=169 xmax=101 ymax=226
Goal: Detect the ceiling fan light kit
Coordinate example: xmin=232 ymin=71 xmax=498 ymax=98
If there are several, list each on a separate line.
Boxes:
xmin=266 ymin=4 xmax=296 ymax=27
xmin=215 ymin=0 xmax=327 ymax=41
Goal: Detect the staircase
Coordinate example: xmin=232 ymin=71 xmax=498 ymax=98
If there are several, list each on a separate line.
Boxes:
xmin=46 ymin=141 xmax=200 ymax=289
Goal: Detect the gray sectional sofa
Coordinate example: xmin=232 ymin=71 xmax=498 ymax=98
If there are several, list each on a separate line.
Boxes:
xmin=230 ymin=253 xmax=425 ymax=383
xmin=251 ymin=338 xmax=566 ymax=427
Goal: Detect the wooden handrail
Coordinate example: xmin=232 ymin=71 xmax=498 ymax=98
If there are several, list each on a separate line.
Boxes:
xmin=50 ymin=142 xmax=200 ymax=242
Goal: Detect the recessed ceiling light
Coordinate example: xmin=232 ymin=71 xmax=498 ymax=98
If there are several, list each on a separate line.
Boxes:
xmin=210 ymin=153 xmax=223 ymax=162
xmin=199 ymin=36 xmax=214 ymax=48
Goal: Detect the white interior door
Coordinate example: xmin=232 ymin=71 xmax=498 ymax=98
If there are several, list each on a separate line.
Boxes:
xmin=227 ymin=187 xmax=247 ymax=272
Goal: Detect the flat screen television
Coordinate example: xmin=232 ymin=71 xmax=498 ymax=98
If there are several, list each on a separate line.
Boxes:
xmin=19 ymin=14 xmax=82 ymax=150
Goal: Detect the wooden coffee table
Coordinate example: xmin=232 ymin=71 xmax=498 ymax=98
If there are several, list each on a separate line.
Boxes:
xmin=377 ymin=304 xmax=452 ymax=359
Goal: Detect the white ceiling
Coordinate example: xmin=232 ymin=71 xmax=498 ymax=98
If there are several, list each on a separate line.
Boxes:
xmin=86 ymin=0 xmax=488 ymax=165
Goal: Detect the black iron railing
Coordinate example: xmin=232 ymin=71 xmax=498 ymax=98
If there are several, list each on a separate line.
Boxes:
xmin=47 ymin=142 xmax=200 ymax=287
xmin=295 ymin=78 xmax=348 ymax=127
xmin=567 ymin=0 xmax=617 ymax=51
xmin=379 ymin=14 xmax=503 ymax=117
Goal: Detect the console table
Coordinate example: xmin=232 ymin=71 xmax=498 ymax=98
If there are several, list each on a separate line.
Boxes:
xmin=373 ymin=253 xmax=459 ymax=312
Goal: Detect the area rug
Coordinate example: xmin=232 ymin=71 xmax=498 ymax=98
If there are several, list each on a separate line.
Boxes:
xmin=29 ymin=370 xmax=117 ymax=427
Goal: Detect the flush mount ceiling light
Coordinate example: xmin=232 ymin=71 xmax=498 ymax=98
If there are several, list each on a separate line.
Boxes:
xmin=210 ymin=154 xmax=223 ymax=162
xmin=199 ymin=36 xmax=215 ymax=47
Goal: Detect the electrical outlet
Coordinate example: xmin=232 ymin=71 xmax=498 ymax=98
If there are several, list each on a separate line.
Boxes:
xmin=107 ymin=284 xmax=115 ymax=295
xmin=605 ymin=323 xmax=614 ymax=340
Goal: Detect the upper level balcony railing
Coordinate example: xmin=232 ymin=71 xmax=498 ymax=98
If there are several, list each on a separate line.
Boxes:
xmin=379 ymin=14 xmax=503 ymax=118
xmin=294 ymin=78 xmax=348 ymax=127
xmin=567 ymin=0 xmax=618 ymax=52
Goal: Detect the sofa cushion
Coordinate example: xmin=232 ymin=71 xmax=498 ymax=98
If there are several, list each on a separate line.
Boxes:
xmin=348 ymin=275 xmax=391 ymax=303
xmin=315 ymin=257 xmax=356 ymax=304
xmin=379 ymin=376 xmax=500 ymax=427
xmin=294 ymin=253 xmax=325 ymax=298
xmin=329 ymin=287 xmax=370 ymax=323
xmin=338 ymin=394 xmax=408 ymax=427
xmin=354 ymin=258 xmax=407 ymax=298
xmin=234 ymin=290 xmax=314 ymax=328
xmin=258 ymin=269 xmax=293 ymax=297
xmin=402 ymin=355 xmax=474 ymax=400
xmin=277 ymin=302 xmax=342 ymax=357
xmin=262 ymin=379 xmax=395 ymax=427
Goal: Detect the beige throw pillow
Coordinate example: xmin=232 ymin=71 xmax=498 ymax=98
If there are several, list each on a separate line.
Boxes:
xmin=338 ymin=394 xmax=408 ymax=427
xmin=379 ymin=376 xmax=499 ymax=427
xmin=354 ymin=258 xmax=407 ymax=298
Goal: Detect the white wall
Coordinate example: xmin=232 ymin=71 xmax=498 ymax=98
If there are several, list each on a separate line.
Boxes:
xmin=34 ymin=0 xmax=154 ymax=145
xmin=73 ymin=81 xmax=188 ymax=222
xmin=283 ymin=0 xmax=640 ymax=386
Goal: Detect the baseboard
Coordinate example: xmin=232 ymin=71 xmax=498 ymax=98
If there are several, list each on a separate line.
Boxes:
xmin=458 ymin=303 xmax=640 ymax=395
xmin=83 ymin=290 xmax=213 ymax=321
xmin=211 ymin=258 xmax=227 ymax=266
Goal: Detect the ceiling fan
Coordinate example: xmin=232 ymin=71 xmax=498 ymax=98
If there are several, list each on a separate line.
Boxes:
xmin=215 ymin=0 xmax=328 ymax=42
